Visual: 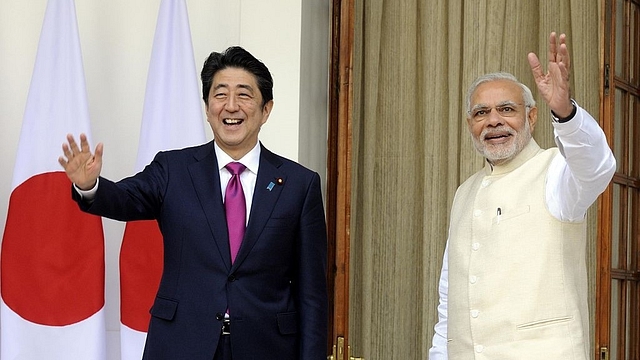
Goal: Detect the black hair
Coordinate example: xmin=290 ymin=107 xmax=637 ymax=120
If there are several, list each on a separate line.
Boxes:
xmin=201 ymin=46 xmax=273 ymax=107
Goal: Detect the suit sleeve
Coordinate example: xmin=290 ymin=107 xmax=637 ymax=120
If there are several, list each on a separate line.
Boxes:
xmin=71 ymin=152 xmax=169 ymax=221
xmin=297 ymin=172 xmax=329 ymax=359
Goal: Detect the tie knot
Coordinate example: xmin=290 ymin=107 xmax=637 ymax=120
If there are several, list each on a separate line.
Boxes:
xmin=225 ymin=162 xmax=246 ymax=176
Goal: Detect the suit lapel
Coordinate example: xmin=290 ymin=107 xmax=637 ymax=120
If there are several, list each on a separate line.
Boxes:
xmin=232 ymin=145 xmax=284 ymax=269
xmin=188 ymin=142 xmax=232 ymax=271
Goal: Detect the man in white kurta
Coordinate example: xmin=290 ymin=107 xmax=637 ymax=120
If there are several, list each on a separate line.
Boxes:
xmin=428 ymin=33 xmax=616 ymax=360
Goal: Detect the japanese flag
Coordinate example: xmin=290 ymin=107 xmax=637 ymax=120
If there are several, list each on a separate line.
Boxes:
xmin=119 ymin=0 xmax=205 ymax=358
xmin=1 ymin=0 xmax=106 ymax=359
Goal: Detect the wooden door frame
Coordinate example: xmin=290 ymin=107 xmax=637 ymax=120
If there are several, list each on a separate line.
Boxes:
xmin=326 ymin=0 xmax=355 ymax=357
xmin=595 ymin=0 xmax=640 ymax=358
xmin=595 ymin=0 xmax=614 ymax=358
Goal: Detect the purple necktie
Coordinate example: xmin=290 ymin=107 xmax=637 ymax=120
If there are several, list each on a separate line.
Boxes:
xmin=224 ymin=162 xmax=246 ymax=263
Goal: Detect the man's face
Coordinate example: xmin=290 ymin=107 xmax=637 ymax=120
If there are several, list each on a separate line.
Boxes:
xmin=205 ymin=67 xmax=273 ymax=159
xmin=467 ymin=79 xmax=537 ymax=165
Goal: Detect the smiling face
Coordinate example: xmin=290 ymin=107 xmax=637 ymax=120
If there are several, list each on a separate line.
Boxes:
xmin=205 ymin=67 xmax=273 ymax=160
xmin=467 ymin=79 xmax=538 ymax=165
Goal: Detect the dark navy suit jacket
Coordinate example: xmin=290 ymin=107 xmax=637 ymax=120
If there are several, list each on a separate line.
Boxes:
xmin=73 ymin=141 xmax=328 ymax=360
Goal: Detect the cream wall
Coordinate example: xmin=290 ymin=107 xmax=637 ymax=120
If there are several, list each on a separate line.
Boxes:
xmin=0 ymin=0 xmax=329 ymax=359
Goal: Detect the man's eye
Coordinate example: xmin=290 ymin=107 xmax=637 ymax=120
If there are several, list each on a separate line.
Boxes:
xmin=474 ymin=109 xmax=487 ymax=117
xmin=499 ymin=106 xmax=514 ymax=113
xmin=214 ymin=93 xmax=226 ymax=99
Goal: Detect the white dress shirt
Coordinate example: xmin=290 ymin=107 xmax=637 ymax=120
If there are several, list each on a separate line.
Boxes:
xmin=215 ymin=141 xmax=260 ymax=226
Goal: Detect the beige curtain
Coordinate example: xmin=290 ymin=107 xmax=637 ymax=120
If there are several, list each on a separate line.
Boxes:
xmin=349 ymin=1 xmax=601 ymax=358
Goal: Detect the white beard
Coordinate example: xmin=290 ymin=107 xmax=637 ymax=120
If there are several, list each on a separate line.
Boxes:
xmin=472 ymin=118 xmax=532 ymax=166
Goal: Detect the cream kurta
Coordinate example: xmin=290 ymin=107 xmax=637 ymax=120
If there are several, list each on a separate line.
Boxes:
xmin=447 ymin=140 xmax=589 ymax=359
xmin=429 ymin=104 xmax=616 ymax=360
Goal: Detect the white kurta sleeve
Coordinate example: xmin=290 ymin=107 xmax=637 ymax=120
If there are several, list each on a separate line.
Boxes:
xmin=546 ymin=103 xmax=616 ymax=221
xmin=428 ymin=241 xmax=449 ymax=359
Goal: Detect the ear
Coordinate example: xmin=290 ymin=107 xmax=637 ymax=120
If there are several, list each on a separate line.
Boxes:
xmin=261 ymin=100 xmax=274 ymax=125
xmin=204 ymin=99 xmax=213 ymax=118
xmin=527 ymin=106 xmax=538 ymax=132
xmin=465 ymin=114 xmax=476 ymax=135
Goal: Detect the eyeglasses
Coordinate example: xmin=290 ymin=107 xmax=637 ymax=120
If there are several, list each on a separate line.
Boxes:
xmin=469 ymin=103 xmax=530 ymax=122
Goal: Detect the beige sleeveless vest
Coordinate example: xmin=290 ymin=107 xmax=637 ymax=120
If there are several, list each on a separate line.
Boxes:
xmin=447 ymin=140 xmax=590 ymax=360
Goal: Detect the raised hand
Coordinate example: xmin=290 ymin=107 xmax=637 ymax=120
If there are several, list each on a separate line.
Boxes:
xmin=58 ymin=133 xmax=104 ymax=190
xmin=527 ymin=32 xmax=574 ymax=118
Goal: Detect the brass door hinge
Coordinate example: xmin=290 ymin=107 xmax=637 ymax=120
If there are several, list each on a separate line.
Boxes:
xmin=328 ymin=336 xmax=364 ymax=360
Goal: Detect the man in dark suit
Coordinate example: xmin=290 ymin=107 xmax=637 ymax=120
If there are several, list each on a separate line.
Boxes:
xmin=58 ymin=46 xmax=328 ymax=360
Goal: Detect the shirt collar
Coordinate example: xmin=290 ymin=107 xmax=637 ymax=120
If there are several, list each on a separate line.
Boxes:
xmin=214 ymin=141 xmax=261 ymax=175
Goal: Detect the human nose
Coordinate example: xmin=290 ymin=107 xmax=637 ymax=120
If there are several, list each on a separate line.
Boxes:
xmin=224 ymin=96 xmax=239 ymax=112
xmin=485 ymin=108 xmax=504 ymax=126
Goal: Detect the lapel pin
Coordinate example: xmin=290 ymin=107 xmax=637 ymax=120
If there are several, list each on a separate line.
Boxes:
xmin=267 ymin=182 xmax=275 ymax=191
xmin=276 ymin=178 xmax=284 ymax=185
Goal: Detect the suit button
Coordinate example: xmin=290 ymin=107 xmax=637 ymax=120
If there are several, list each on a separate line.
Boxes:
xmin=216 ymin=313 xmax=224 ymax=321
xmin=228 ymin=274 xmax=236 ymax=282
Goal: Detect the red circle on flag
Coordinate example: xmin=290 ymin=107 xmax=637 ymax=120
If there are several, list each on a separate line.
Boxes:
xmin=1 ymin=172 xmax=104 ymax=326
xmin=120 ymin=220 xmax=164 ymax=332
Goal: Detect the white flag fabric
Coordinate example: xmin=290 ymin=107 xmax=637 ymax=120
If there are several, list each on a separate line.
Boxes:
xmin=119 ymin=0 xmax=205 ymax=358
xmin=0 ymin=0 xmax=107 ymax=359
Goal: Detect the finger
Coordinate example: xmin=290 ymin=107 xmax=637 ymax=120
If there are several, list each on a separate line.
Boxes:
xmin=528 ymin=52 xmax=544 ymax=80
xmin=94 ymin=143 xmax=104 ymax=161
xmin=548 ymin=32 xmax=557 ymax=62
xmin=67 ymin=133 xmax=82 ymax=155
xmin=557 ymin=62 xmax=571 ymax=93
xmin=62 ymin=143 xmax=73 ymax=160
xmin=57 ymin=157 xmax=67 ymax=168
xmin=79 ymin=133 xmax=91 ymax=153
xmin=558 ymin=34 xmax=571 ymax=71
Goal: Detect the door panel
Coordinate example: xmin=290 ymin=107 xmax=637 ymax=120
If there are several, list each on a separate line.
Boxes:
xmin=326 ymin=0 xmax=356 ymax=358
xmin=597 ymin=0 xmax=640 ymax=359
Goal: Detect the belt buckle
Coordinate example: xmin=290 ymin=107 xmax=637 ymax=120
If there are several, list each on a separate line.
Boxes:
xmin=221 ymin=319 xmax=231 ymax=335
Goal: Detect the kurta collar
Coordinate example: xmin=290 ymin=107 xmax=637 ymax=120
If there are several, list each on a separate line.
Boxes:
xmin=483 ymin=139 xmax=542 ymax=176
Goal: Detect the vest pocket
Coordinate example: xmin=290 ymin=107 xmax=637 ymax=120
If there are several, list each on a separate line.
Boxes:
xmin=492 ymin=205 xmax=531 ymax=224
xmin=516 ymin=315 xmax=573 ymax=330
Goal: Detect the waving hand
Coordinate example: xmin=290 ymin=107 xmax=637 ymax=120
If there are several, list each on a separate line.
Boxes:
xmin=527 ymin=32 xmax=574 ymax=118
xmin=58 ymin=133 xmax=103 ymax=190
